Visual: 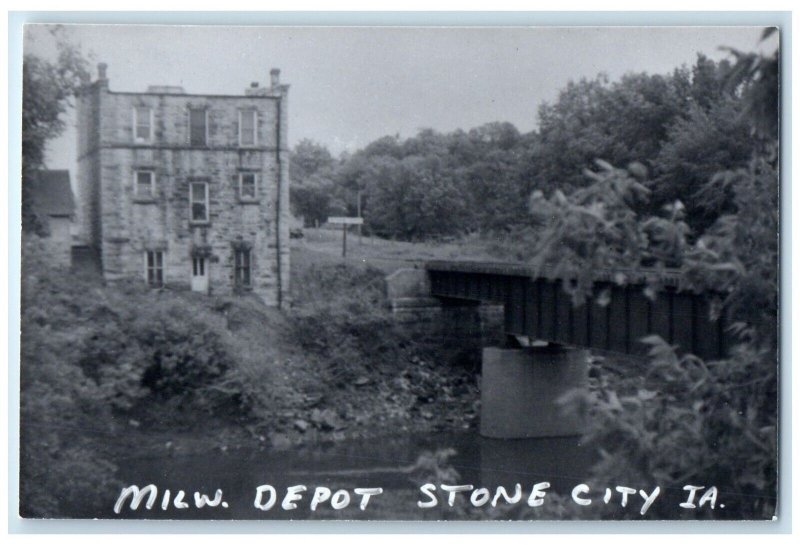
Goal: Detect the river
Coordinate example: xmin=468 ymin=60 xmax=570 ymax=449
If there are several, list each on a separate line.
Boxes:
xmin=111 ymin=431 xmax=594 ymax=520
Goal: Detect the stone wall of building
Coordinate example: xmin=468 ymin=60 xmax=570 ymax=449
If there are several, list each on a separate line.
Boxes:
xmin=76 ymin=79 xmax=103 ymax=249
xmin=275 ymin=89 xmax=291 ymax=306
xmin=75 ymin=66 xmax=290 ymax=306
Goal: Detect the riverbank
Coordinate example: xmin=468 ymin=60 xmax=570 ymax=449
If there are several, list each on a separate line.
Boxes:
xmin=20 ymin=235 xmax=489 ymax=517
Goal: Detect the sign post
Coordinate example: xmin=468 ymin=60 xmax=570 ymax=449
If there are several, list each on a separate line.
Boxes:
xmin=327 ymin=217 xmax=364 ymax=259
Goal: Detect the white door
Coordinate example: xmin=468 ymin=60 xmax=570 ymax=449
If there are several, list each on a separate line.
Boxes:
xmin=191 ymin=257 xmax=209 ymax=293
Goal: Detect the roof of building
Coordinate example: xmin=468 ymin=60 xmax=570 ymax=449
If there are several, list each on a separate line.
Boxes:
xmin=146 ymin=85 xmax=186 ymax=94
xmin=27 ymin=170 xmax=75 ymax=217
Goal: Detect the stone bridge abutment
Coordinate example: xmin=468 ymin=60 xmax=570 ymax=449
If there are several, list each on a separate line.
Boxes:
xmin=386 ymin=267 xmax=587 ymax=439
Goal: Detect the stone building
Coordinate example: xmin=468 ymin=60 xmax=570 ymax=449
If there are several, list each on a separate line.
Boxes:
xmin=76 ymin=63 xmax=290 ymax=307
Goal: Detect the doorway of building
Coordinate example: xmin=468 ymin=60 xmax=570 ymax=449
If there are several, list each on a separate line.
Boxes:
xmin=191 ymin=256 xmax=209 ymax=293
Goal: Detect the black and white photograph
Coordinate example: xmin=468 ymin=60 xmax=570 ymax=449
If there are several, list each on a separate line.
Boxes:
xmin=15 ymin=20 xmax=781 ymax=522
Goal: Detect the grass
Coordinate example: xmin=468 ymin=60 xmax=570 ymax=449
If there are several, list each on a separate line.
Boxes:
xmin=292 ymin=227 xmax=501 ymax=274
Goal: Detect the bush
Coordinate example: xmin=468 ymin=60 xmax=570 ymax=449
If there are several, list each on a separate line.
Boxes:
xmin=571 ymin=337 xmax=776 ymax=519
xmin=76 ymin=297 xmax=240 ymax=412
xmin=289 ymin=260 xmax=402 ymax=385
xmin=529 ymin=149 xmax=778 ymax=518
xmin=19 ymin=238 xmax=260 ymax=515
xmin=20 ymin=238 xmax=121 ymax=516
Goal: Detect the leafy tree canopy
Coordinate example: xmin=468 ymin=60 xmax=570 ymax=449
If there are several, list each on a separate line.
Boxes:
xmin=287 ymin=54 xmax=758 ymax=243
xmin=22 ymin=29 xmax=90 ymax=233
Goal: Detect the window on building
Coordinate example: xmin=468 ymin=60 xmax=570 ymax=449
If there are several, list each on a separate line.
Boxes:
xmin=189 ymin=108 xmax=207 ymax=146
xmin=192 ymin=256 xmax=205 ymax=276
xmin=145 ymin=250 xmax=164 ymax=286
xmin=190 ymin=182 xmax=209 ymax=222
xmin=234 ymin=248 xmax=251 ymax=287
xmin=239 ymin=110 xmax=257 ymax=146
xmin=134 ymin=106 xmax=152 ymax=142
xmin=239 ymin=172 xmax=258 ymax=200
xmin=135 ymin=170 xmax=155 ymax=197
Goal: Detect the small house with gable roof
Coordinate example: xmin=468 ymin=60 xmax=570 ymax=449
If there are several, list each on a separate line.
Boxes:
xmin=27 ymin=169 xmax=76 ymax=266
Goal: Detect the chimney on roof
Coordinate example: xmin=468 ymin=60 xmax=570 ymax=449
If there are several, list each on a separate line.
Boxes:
xmin=251 ymin=82 xmax=259 ymax=88
xmin=96 ymin=62 xmax=109 ymax=89
xmin=270 ymin=68 xmax=280 ymax=89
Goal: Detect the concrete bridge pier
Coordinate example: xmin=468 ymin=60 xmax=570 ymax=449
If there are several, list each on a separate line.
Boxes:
xmin=480 ymin=344 xmax=588 ymax=439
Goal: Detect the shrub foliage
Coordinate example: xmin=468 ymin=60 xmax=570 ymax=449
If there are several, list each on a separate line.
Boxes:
xmin=527 ymin=46 xmax=779 ymax=518
xmin=19 ymin=239 xmax=254 ymax=516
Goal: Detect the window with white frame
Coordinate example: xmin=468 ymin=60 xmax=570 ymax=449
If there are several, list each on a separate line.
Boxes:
xmin=134 ymin=106 xmax=152 ymax=142
xmin=239 ymin=110 xmax=257 ymax=146
xmin=234 ymin=248 xmax=251 ymax=287
xmin=145 ymin=250 xmax=164 ymax=286
xmin=134 ymin=170 xmax=155 ymax=198
xmin=239 ymin=172 xmax=258 ymax=200
xmin=190 ymin=182 xmax=209 ymax=222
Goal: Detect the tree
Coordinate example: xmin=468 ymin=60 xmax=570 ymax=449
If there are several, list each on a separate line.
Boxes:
xmin=651 ymin=97 xmax=756 ymax=233
xmin=467 ymin=121 xmax=521 ymax=150
xmin=524 ymin=37 xmax=779 ymax=519
xmin=289 ymin=139 xmax=335 ymax=184
xmin=292 ymin=53 xmax=758 ymax=243
xmin=721 ymin=28 xmax=780 ymax=142
xmin=530 ymin=59 xmax=724 ymax=187
xmin=532 ymin=75 xmax=615 ymax=192
xmin=460 ymin=147 xmax=529 ymax=233
xmin=364 ymin=155 xmax=467 ymax=240
xmin=289 ymin=139 xmax=338 ymax=226
xmin=290 ymin=173 xmax=341 ymax=227
xmin=688 ymin=53 xmax=732 ymax=110
xmin=331 ymin=124 xmax=536 ymax=239
xmin=22 ymin=29 xmax=90 ymax=233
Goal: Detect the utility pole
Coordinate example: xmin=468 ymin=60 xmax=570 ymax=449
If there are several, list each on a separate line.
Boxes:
xmin=357 ymin=190 xmax=363 ymax=245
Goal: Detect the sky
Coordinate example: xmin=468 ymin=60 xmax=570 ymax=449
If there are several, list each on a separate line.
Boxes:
xmin=23 ymin=24 xmax=769 ymax=174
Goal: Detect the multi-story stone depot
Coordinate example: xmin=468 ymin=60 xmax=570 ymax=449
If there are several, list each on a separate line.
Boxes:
xmin=76 ymin=63 xmax=290 ymax=306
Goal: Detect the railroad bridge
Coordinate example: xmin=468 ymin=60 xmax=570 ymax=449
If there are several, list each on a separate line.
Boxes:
xmin=387 ymin=260 xmax=730 ymax=440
